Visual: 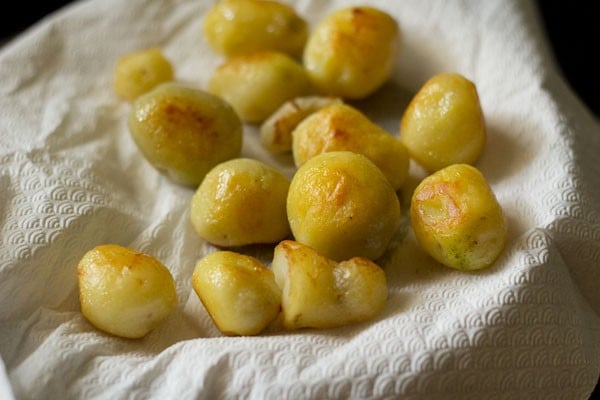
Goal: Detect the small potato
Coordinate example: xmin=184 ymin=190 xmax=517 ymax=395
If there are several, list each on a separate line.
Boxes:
xmin=400 ymin=73 xmax=486 ymax=172
xmin=203 ymin=0 xmax=308 ymax=58
xmin=190 ymin=158 xmax=291 ymax=247
xmin=272 ymin=240 xmax=387 ymax=330
xmin=77 ymin=244 xmax=177 ymax=339
xmin=292 ymin=103 xmax=410 ymax=190
xmin=260 ymin=96 xmax=342 ymax=154
xmin=303 ymin=6 xmax=399 ymax=99
xmin=208 ymin=51 xmax=312 ymax=123
xmin=287 ymin=151 xmax=401 ymax=261
xmin=128 ymin=83 xmax=243 ymax=186
xmin=113 ymin=47 xmax=174 ymax=101
xmin=410 ymin=164 xmax=507 ymax=271
xmin=192 ymin=251 xmax=281 ymax=336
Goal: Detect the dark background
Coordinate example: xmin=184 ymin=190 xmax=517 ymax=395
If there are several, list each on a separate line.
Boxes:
xmin=0 ymin=1 xmax=598 ymax=398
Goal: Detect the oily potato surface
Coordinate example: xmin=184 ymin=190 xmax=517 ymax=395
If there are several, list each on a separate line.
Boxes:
xmin=190 ymin=158 xmax=291 ymax=247
xmin=113 ymin=47 xmax=174 ymax=101
xmin=77 ymin=244 xmax=177 ymax=339
xmin=287 ymin=151 xmax=401 ymax=261
xmin=410 ymin=164 xmax=507 ymax=271
xmin=401 ymin=73 xmax=486 ymax=172
xmin=128 ymin=83 xmax=242 ymax=186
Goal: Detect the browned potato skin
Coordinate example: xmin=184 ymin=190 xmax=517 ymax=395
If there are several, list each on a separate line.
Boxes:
xmin=128 ymin=83 xmax=243 ymax=186
xmin=292 ymin=103 xmax=410 ymax=190
xmin=303 ymin=6 xmax=399 ymax=99
xmin=113 ymin=47 xmax=174 ymax=101
xmin=410 ymin=164 xmax=507 ymax=270
xmin=400 ymin=73 xmax=486 ymax=172
xmin=203 ymin=0 xmax=308 ymax=58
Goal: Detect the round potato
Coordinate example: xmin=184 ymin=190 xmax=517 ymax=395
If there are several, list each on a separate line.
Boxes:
xmin=77 ymin=244 xmax=177 ymax=339
xmin=303 ymin=6 xmax=399 ymax=99
xmin=192 ymin=251 xmax=281 ymax=336
xmin=410 ymin=164 xmax=507 ymax=271
xmin=400 ymin=73 xmax=486 ymax=172
xmin=190 ymin=158 xmax=291 ymax=247
xmin=287 ymin=151 xmax=401 ymax=261
xmin=128 ymin=83 xmax=243 ymax=186
xmin=292 ymin=103 xmax=410 ymax=190
xmin=113 ymin=47 xmax=174 ymax=101
xmin=203 ymin=0 xmax=308 ymax=58
xmin=208 ymin=51 xmax=312 ymax=123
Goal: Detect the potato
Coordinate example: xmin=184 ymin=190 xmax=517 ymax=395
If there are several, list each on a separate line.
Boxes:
xmin=192 ymin=251 xmax=281 ymax=336
xmin=303 ymin=6 xmax=399 ymax=99
xmin=400 ymin=73 xmax=486 ymax=172
xmin=292 ymin=103 xmax=410 ymax=190
xmin=113 ymin=47 xmax=174 ymax=101
xmin=410 ymin=164 xmax=507 ymax=271
xmin=287 ymin=151 xmax=401 ymax=261
xmin=190 ymin=158 xmax=291 ymax=247
xmin=272 ymin=240 xmax=387 ymax=330
xmin=260 ymin=96 xmax=342 ymax=154
xmin=77 ymin=244 xmax=177 ymax=339
xmin=203 ymin=0 xmax=308 ymax=58
xmin=128 ymin=83 xmax=243 ymax=186
xmin=208 ymin=51 xmax=311 ymax=123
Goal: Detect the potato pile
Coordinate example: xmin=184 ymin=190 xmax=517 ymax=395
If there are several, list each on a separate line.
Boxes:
xmin=76 ymin=0 xmax=508 ymax=339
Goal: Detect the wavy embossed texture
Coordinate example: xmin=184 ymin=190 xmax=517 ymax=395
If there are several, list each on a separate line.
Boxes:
xmin=1 ymin=0 xmax=599 ymax=399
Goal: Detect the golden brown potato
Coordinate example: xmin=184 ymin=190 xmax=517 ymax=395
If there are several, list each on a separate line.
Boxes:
xmin=260 ymin=96 xmax=342 ymax=154
xmin=192 ymin=251 xmax=281 ymax=336
xmin=128 ymin=83 xmax=243 ymax=186
xmin=113 ymin=47 xmax=174 ymax=101
xmin=208 ymin=51 xmax=312 ymax=123
xmin=190 ymin=158 xmax=291 ymax=247
xmin=272 ymin=240 xmax=387 ymax=330
xmin=410 ymin=164 xmax=507 ymax=271
xmin=287 ymin=151 xmax=401 ymax=261
xmin=203 ymin=0 xmax=308 ymax=58
xmin=292 ymin=103 xmax=410 ymax=190
xmin=77 ymin=244 xmax=177 ymax=339
xmin=303 ymin=6 xmax=399 ymax=99
xmin=400 ymin=73 xmax=486 ymax=172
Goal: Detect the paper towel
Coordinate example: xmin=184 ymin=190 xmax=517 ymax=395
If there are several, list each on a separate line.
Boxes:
xmin=1 ymin=0 xmax=599 ymax=399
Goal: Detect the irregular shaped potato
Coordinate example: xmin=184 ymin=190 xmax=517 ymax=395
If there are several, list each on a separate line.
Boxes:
xmin=400 ymin=73 xmax=486 ymax=172
xmin=208 ymin=51 xmax=311 ymax=123
xmin=303 ymin=6 xmax=399 ymax=99
xmin=260 ymin=96 xmax=342 ymax=154
xmin=190 ymin=158 xmax=291 ymax=247
xmin=287 ymin=151 xmax=401 ymax=261
xmin=128 ymin=83 xmax=243 ymax=186
xmin=77 ymin=244 xmax=177 ymax=339
xmin=292 ymin=103 xmax=410 ymax=190
xmin=113 ymin=47 xmax=174 ymax=101
xmin=192 ymin=251 xmax=281 ymax=336
xmin=203 ymin=0 xmax=308 ymax=58
xmin=272 ymin=240 xmax=387 ymax=330
xmin=410 ymin=164 xmax=507 ymax=271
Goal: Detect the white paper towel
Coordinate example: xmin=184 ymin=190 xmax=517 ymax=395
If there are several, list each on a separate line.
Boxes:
xmin=1 ymin=0 xmax=599 ymax=399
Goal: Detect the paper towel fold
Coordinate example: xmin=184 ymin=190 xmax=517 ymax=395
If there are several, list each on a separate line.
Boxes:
xmin=1 ymin=0 xmax=599 ymax=399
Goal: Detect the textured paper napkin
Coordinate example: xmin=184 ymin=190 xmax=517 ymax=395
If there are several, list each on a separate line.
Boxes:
xmin=1 ymin=0 xmax=599 ymax=399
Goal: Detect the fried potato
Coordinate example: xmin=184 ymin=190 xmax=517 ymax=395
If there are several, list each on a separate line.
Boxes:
xmin=208 ymin=51 xmax=312 ymax=123
xmin=292 ymin=103 xmax=410 ymax=190
xmin=287 ymin=151 xmax=401 ymax=261
xmin=400 ymin=73 xmax=486 ymax=172
xmin=203 ymin=0 xmax=308 ymax=58
xmin=303 ymin=6 xmax=399 ymax=99
xmin=77 ymin=244 xmax=177 ymax=339
xmin=192 ymin=251 xmax=281 ymax=336
xmin=190 ymin=158 xmax=291 ymax=247
xmin=410 ymin=164 xmax=507 ymax=270
xmin=272 ymin=240 xmax=387 ymax=330
xmin=113 ymin=47 xmax=174 ymax=101
xmin=128 ymin=83 xmax=242 ymax=186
